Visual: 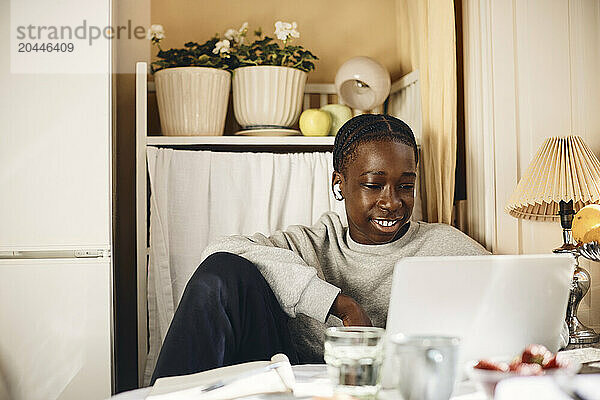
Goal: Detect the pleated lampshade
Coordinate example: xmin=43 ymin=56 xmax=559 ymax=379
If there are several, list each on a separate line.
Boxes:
xmin=506 ymin=136 xmax=600 ymax=221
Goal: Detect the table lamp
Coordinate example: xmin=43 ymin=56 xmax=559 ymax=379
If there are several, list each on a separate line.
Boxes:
xmin=506 ymin=135 xmax=600 ymax=344
xmin=334 ymin=56 xmax=391 ymax=112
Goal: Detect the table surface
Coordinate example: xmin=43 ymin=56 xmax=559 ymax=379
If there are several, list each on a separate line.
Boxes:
xmin=109 ymin=365 xmax=486 ymax=400
xmin=111 ymin=345 xmax=600 ymax=400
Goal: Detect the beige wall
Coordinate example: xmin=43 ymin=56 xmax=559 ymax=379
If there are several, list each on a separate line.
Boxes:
xmin=463 ymin=0 xmax=600 ymax=333
xmin=150 ymin=0 xmax=405 ymax=84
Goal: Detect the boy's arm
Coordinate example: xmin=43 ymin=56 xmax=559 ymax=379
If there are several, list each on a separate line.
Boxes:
xmin=201 ymin=232 xmax=340 ymax=323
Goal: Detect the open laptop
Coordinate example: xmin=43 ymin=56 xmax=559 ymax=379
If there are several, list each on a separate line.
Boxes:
xmin=382 ymin=254 xmax=574 ymax=387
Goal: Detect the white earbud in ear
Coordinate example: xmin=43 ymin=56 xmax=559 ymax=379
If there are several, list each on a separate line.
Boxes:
xmin=333 ymin=183 xmax=344 ymax=201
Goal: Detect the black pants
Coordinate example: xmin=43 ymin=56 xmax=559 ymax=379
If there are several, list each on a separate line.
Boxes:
xmin=150 ymin=252 xmax=299 ymax=384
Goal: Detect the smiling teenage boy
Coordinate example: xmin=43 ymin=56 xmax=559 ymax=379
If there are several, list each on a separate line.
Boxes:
xmin=150 ymin=114 xmax=488 ymax=383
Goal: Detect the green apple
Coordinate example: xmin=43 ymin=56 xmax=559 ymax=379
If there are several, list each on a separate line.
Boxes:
xmin=320 ymin=104 xmax=353 ymax=136
xmin=299 ymin=109 xmax=332 ymax=136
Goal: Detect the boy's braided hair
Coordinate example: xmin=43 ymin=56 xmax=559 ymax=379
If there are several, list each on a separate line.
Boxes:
xmin=332 ymin=114 xmax=418 ymax=173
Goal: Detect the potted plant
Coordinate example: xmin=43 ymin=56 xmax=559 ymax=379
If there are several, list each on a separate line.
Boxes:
xmin=148 ymin=25 xmax=235 ymax=136
xmin=225 ymin=21 xmax=318 ymax=133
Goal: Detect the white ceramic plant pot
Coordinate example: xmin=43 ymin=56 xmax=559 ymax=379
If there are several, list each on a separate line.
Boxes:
xmin=154 ymin=67 xmax=230 ymax=136
xmin=232 ymin=66 xmax=307 ymax=129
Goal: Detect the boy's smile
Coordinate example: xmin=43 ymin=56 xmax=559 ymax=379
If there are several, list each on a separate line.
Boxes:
xmin=333 ymin=140 xmax=417 ymax=245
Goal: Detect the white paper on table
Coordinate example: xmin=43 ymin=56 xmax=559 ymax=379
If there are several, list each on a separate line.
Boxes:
xmin=146 ymin=355 xmax=294 ymax=400
xmin=558 ymin=348 xmax=600 ymax=365
xmin=495 ymin=375 xmax=600 ymax=400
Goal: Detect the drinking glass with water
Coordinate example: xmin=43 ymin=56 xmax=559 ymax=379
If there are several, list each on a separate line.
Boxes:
xmin=324 ymin=327 xmax=385 ymax=398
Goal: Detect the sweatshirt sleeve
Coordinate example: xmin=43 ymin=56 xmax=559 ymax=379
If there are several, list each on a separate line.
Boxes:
xmin=200 ymin=229 xmax=341 ymax=323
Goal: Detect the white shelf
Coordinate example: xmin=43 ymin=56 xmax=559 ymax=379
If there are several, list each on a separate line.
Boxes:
xmin=147 ymin=81 xmax=336 ymax=95
xmin=146 ymin=135 xmax=335 ymax=146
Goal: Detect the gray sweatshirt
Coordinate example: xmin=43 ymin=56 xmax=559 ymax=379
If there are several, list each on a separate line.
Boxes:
xmin=201 ymin=211 xmax=489 ymax=361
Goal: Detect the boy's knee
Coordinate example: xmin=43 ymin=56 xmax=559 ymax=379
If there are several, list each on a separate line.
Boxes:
xmin=193 ymin=252 xmax=264 ymax=287
xmin=182 ymin=252 xmax=274 ymax=309
xmin=202 ymin=252 xmax=250 ymax=269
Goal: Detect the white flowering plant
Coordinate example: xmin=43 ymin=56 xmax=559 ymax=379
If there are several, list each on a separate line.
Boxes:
xmin=147 ymin=21 xmax=317 ymax=74
xmin=147 ymin=24 xmax=235 ymax=74
xmin=229 ymin=21 xmax=318 ymax=72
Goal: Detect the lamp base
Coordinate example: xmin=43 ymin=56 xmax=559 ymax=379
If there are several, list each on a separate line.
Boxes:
xmin=566 ymin=265 xmax=599 ymax=344
xmin=552 ymin=243 xmax=577 ymax=253
xmin=567 ymin=316 xmax=600 ymax=344
xmin=551 ymin=202 xmax=599 ymax=344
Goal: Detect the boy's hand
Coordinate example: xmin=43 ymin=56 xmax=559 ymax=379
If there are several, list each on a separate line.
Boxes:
xmin=330 ymin=293 xmax=372 ymax=327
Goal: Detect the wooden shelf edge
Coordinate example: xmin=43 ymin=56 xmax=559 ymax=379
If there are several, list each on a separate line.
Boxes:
xmin=146 ymin=135 xmax=335 ymax=146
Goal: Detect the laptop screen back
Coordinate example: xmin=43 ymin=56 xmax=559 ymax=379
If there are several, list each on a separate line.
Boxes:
xmin=382 ymin=254 xmax=573 ymax=387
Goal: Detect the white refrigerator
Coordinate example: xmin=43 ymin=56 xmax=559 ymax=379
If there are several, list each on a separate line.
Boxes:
xmin=0 ymin=0 xmax=113 ymax=399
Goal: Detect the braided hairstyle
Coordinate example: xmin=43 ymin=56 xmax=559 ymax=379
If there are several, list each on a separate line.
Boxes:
xmin=333 ymin=114 xmax=418 ymax=174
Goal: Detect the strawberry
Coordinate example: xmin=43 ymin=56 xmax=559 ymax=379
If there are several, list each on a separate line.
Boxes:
xmin=474 ymin=360 xmax=509 ymax=372
xmin=508 ymin=356 xmax=522 ymax=372
xmin=521 ymin=344 xmax=552 ymax=365
xmin=542 ymin=354 xmax=568 ymax=370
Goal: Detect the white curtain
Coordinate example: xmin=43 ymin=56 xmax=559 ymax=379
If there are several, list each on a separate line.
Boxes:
xmin=388 ymin=74 xmax=422 ymax=145
xmin=388 ymin=71 xmax=425 ymax=221
xmin=144 ymin=148 xmax=346 ymax=384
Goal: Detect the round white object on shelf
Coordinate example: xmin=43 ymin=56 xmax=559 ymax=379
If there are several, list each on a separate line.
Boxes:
xmin=334 ymin=56 xmax=391 ymax=111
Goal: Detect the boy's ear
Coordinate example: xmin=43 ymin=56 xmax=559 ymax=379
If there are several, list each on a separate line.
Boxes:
xmin=331 ymin=171 xmax=345 ymax=201
xmin=331 ymin=171 xmax=344 ymax=192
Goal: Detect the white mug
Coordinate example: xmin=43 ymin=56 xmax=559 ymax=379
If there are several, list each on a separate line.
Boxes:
xmin=391 ymin=334 xmax=461 ymax=400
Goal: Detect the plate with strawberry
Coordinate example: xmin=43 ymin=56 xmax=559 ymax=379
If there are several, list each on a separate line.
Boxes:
xmin=466 ymin=344 xmax=580 ymax=398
